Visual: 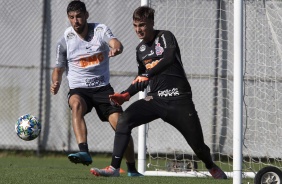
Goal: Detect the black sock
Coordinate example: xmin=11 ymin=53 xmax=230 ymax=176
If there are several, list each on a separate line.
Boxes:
xmin=205 ymin=162 xmax=215 ymax=170
xmin=78 ymin=143 xmax=88 ymax=152
xmin=111 ymin=155 xmax=122 ymax=169
xmin=126 ymin=162 xmax=138 ymax=173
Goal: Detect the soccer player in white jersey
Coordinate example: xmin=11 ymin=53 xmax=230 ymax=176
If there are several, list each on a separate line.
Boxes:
xmin=50 ymin=0 xmax=142 ymax=177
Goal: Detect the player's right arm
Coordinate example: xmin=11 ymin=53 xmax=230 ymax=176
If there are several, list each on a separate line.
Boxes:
xmin=51 ymin=68 xmax=64 ymax=95
xmin=51 ymin=38 xmax=67 ymax=95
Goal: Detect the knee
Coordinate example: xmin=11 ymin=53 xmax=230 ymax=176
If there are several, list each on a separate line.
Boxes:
xmin=116 ymin=113 xmax=132 ymax=134
xmin=70 ymin=100 xmax=86 ymax=115
xmin=71 ymin=101 xmax=82 ymax=111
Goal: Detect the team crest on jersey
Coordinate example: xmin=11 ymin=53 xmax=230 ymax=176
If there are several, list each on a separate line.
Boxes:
xmin=67 ymin=32 xmax=75 ymax=40
xmin=140 ymin=45 xmax=146 ymax=52
xmin=155 ymin=43 xmax=164 ymax=55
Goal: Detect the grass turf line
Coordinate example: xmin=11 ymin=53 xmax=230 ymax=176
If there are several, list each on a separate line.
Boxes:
xmin=0 ymin=155 xmax=254 ymax=184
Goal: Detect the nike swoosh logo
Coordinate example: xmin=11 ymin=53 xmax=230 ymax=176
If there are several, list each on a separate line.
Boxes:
xmin=142 ymin=55 xmax=148 ymax=60
xmin=114 ymin=156 xmax=120 ymax=159
xmin=86 ymin=45 xmax=92 ymax=49
xmin=148 ymin=50 xmax=154 ymax=56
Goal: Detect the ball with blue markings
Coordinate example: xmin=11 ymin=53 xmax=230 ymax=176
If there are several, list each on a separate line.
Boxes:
xmin=15 ymin=114 xmax=41 ymax=141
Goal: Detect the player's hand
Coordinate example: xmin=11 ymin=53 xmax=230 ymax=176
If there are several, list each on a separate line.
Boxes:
xmin=132 ymin=76 xmax=149 ymax=91
xmin=50 ymin=81 xmax=60 ymax=95
xmin=109 ymin=92 xmax=130 ymax=106
xmin=108 ymin=48 xmax=122 ymax=57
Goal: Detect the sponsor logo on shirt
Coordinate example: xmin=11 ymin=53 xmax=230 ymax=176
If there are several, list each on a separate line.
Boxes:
xmin=158 ymin=88 xmax=180 ymax=97
xmin=140 ymin=45 xmax=146 ymax=52
xmin=144 ymin=59 xmax=162 ymax=70
xmin=79 ymin=53 xmax=104 ymax=68
xmin=85 ymin=76 xmax=105 ymax=87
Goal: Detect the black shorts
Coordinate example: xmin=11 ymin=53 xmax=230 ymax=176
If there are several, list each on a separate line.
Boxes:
xmin=68 ymin=84 xmax=123 ymax=122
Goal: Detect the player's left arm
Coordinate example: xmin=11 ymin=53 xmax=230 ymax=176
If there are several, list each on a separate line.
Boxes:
xmin=103 ymin=26 xmax=123 ymax=57
xmin=144 ymin=31 xmax=177 ymax=78
xmin=108 ymin=38 xmax=123 ymax=57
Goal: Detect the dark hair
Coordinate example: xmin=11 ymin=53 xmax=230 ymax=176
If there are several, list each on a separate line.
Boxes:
xmin=133 ymin=6 xmax=155 ymax=21
xmin=67 ymin=0 xmax=87 ymax=14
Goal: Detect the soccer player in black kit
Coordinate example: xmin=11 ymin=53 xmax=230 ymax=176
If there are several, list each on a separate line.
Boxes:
xmin=90 ymin=6 xmax=227 ymax=179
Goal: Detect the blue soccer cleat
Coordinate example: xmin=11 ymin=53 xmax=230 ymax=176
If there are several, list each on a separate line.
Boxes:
xmin=68 ymin=152 xmax=92 ymax=166
xmin=128 ymin=171 xmax=144 ymax=177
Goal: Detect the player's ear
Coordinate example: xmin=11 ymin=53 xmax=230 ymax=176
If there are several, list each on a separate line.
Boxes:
xmin=85 ymin=11 xmax=89 ymax=19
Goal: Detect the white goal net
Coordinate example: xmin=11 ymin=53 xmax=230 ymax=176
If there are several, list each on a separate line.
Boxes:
xmin=139 ymin=0 xmax=282 ymax=178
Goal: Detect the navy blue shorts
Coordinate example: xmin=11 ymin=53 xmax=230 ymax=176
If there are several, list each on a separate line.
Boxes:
xmin=68 ymin=84 xmax=123 ymax=122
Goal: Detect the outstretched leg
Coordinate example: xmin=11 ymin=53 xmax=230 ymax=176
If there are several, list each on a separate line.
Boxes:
xmin=68 ymin=94 xmax=92 ymax=166
xmin=91 ymin=99 xmax=160 ymax=177
xmin=164 ymin=98 xmax=227 ymax=179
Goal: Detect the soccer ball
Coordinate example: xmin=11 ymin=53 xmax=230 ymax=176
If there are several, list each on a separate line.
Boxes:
xmin=15 ymin=114 xmax=41 ymax=141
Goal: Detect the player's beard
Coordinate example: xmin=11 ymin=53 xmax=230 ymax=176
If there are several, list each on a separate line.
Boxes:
xmin=74 ymin=23 xmax=86 ymax=34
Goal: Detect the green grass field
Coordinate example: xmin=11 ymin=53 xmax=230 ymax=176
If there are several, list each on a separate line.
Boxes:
xmin=0 ymin=153 xmax=254 ymax=184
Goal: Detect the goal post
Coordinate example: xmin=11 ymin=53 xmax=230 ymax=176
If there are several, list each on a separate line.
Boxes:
xmin=137 ymin=0 xmax=282 ymax=183
xmin=233 ymin=0 xmax=243 ymax=183
xmin=137 ymin=0 xmax=149 ymax=175
xmin=137 ymin=90 xmax=147 ymax=174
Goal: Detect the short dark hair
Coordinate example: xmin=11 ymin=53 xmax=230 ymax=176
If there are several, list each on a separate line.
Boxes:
xmin=67 ymin=0 xmax=87 ymax=14
xmin=133 ymin=6 xmax=155 ymax=21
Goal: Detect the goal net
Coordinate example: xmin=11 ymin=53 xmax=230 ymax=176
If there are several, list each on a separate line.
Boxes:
xmin=138 ymin=0 xmax=282 ymax=178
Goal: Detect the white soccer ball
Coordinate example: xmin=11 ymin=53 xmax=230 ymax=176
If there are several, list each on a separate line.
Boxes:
xmin=15 ymin=114 xmax=41 ymax=141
